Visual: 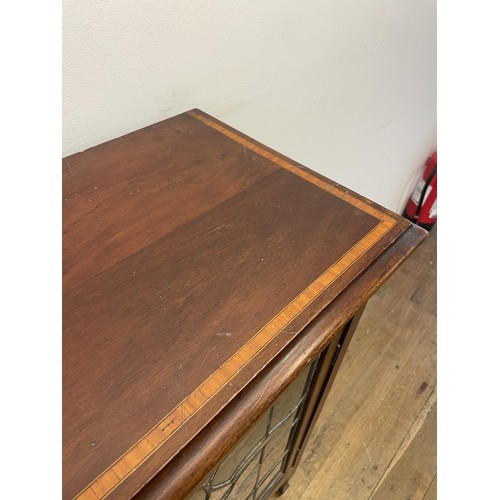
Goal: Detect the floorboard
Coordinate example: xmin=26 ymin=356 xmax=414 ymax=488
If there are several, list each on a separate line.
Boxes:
xmin=369 ymin=395 xmax=437 ymax=500
xmin=282 ymin=225 xmax=437 ymax=500
xmin=422 ymin=474 xmax=437 ymax=500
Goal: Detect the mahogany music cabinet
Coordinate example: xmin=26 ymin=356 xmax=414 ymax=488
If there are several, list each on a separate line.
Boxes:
xmin=63 ymin=109 xmax=426 ymax=500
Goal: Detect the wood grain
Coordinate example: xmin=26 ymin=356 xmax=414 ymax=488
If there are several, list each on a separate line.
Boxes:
xmin=135 ymin=225 xmax=427 ymax=500
xmin=187 ymin=110 xmax=395 ymax=224
xmin=281 ymin=226 xmax=436 ymax=500
xmin=423 ymin=475 xmax=437 ymax=500
xmin=63 ymin=112 xmax=279 ymax=290
xmin=369 ymin=396 xmax=437 ymax=500
xmin=63 ymin=109 xmax=415 ymax=500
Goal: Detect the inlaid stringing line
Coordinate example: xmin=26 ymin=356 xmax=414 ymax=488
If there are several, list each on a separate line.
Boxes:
xmin=187 ymin=110 xmax=394 ymax=225
xmin=75 ymin=114 xmax=400 ymax=499
xmin=75 ymin=219 xmax=396 ymax=500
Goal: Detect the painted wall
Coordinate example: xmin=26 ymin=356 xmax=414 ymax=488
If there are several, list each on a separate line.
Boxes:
xmin=63 ymin=0 xmax=436 ymax=212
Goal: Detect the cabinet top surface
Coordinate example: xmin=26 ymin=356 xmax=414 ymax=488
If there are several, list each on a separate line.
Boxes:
xmin=63 ymin=109 xmax=411 ymax=499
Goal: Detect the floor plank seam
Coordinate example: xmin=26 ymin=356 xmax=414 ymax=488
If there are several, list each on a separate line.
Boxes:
xmin=422 ymin=472 xmax=437 ymax=499
xmin=367 ymin=388 xmax=436 ymax=500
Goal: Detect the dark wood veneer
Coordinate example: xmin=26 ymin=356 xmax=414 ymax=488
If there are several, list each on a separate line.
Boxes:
xmin=134 ymin=224 xmax=426 ymax=500
xmin=63 ymin=109 xmax=426 ymax=500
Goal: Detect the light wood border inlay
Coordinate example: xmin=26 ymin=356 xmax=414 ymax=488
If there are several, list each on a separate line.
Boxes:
xmin=74 ymin=112 xmax=399 ymax=499
xmin=187 ymin=110 xmax=393 ymax=224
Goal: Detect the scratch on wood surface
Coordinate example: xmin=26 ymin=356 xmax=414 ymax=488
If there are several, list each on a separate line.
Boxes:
xmin=208 ymin=223 xmax=231 ymax=236
xmin=216 ymin=332 xmax=232 ymax=337
xmin=200 ymin=346 xmax=217 ymax=367
xmin=255 ymin=377 xmax=272 ymax=408
xmin=363 ymin=442 xmax=374 ymax=465
xmin=243 ymin=146 xmax=250 ymax=163
xmin=167 ymin=124 xmax=187 ymax=136
xmin=208 ymin=223 xmax=230 ymax=234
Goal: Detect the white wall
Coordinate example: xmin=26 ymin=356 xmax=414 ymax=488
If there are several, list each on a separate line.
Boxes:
xmin=63 ymin=0 xmax=436 ymax=213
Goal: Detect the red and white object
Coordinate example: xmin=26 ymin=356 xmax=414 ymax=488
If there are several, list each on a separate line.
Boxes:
xmin=403 ymin=152 xmax=437 ymax=230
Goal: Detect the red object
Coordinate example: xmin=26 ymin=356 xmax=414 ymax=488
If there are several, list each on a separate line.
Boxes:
xmin=403 ymin=152 xmax=437 ymax=230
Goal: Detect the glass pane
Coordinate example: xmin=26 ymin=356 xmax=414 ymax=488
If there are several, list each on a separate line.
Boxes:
xmin=226 ymin=455 xmax=260 ymax=500
xmin=186 ymin=356 xmax=319 ymax=500
xmin=210 ymin=454 xmax=263 ymax=500
xmin=253 ymin=449 xmax=288 ymax=500
xmin=262 ymin=424 xmax=291 ymax=468
xmin=212 ymin=408 xmax=271 ymax=486
xmin=270 ymin=364 xmax=310 ymax=429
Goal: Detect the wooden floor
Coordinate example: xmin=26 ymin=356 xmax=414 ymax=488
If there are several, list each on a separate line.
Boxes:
xmin=283 ymin=225 xmax=437 ymax=500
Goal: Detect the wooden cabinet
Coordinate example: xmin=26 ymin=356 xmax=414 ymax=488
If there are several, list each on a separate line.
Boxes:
xmin=63 ymin=109 xmax=426 ymax=500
